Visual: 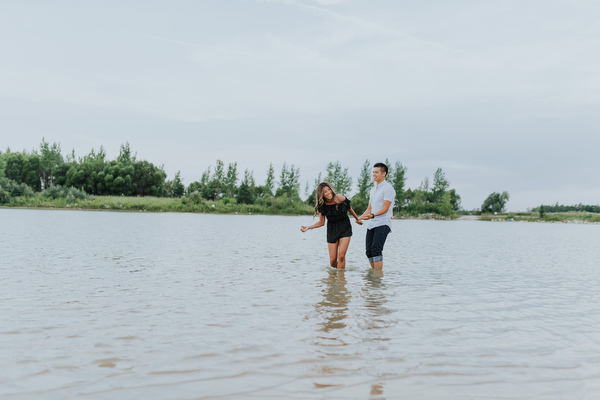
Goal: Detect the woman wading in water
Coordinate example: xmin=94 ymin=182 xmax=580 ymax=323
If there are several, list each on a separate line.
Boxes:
xmin=301 ymin=182 xmax=363 ymax=269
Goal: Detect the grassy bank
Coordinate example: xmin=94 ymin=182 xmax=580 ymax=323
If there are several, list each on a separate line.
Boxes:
xmin=4 ymin=195 xmax=314 ymax=215
xmin=479 ymin=211 xmax=600 ymax=224
xmin=394 ymin=212 xmax=459 ymax=220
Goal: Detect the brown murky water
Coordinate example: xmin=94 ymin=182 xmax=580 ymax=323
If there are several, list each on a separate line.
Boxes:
xmin=1 ymin=209 xmax=599 ymax=399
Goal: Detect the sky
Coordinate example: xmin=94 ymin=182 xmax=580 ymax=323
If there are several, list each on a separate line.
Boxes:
xmin=1 ymin=0 xmax=599 ymax=211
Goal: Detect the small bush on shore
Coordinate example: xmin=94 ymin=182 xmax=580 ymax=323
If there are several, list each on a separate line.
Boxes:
xmin=0 ymin=177 xmax=34 ymax=204
xmin=41 ymin=185 xmax=88 ymax=201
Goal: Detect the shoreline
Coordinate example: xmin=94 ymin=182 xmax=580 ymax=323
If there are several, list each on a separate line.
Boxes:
xmin=0 ymin=205 xmax=307 ymax=216
xmin=3 ymin=205 xmax=598 ymax=224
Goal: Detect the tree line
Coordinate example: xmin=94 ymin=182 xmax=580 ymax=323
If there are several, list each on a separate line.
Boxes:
xmin=532 ymin=203 xmax=600 ymax=213
xmin=1 ymin=139 xmax=464 ymax=216
xmin=0 ymin=140 xmax=166 ymax=200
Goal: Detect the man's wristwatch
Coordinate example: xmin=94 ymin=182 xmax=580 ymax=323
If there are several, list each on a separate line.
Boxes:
xmin=371 ymin=213 xmax=375 ymax=219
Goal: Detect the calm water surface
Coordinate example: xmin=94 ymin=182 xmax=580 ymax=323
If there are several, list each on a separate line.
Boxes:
xmin=1 ymin=209 xmax=599 ymax=399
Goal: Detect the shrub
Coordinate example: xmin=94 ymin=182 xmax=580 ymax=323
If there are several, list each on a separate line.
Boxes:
xmin=0 ymin=186 xmax=9 ymax=204
xmin=181 ymin=192 xmax=203 ymax=205
xmin=0 ymin=177 xmax=34 ymax=203
xmin=41 ymin=185 xmax=87 ymax=200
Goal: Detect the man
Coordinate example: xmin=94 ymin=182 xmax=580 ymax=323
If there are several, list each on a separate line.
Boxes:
xmin=360 ymin=163 xmax=396 ymax=270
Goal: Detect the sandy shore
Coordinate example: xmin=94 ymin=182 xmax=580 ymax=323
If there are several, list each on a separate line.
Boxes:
xmin=457 ymin=215 xmax=481 ymax=220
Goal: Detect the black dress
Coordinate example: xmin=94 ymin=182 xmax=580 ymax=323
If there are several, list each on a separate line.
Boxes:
xmin=319 ymin=198 xmax=353 ymax=244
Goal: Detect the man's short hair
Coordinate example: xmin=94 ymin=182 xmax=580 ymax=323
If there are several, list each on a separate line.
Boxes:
xmin=374 ymin=162 xmax=388 ymax=176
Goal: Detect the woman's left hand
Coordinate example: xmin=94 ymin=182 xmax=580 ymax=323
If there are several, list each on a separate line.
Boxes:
xmin=355 ymin=219 xmax=363 ymax=225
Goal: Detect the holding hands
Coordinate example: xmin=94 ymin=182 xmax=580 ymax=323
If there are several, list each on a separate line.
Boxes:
xmin=360 ymin=212 xmax=374 ymax=220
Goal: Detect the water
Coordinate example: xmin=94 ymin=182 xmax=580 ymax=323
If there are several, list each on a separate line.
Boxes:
xmin=1 ymin=208 xmax=599 ymax=399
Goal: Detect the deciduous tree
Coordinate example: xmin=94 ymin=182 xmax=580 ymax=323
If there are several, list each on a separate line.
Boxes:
xmin=481 ymin=191 xmax=510 ymax=214
xmin=391 ymin=161 xmax=407 ymax=209
xmin=325 ymin=161 xmax=352 ymax=195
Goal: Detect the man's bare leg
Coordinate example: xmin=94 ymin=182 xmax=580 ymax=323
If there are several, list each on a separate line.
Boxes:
xmin=373 ymin=261 xmax=383 ymax=270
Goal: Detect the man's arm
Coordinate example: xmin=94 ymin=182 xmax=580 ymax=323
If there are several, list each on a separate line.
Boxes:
xmin=376 ymin=200 xmax=392 ymax=216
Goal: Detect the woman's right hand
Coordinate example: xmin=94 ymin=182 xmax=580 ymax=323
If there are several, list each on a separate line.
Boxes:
xmin=300 ymin=226 xmax=309 ymax=232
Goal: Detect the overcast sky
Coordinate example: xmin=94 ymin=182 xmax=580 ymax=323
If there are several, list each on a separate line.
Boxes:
xmin=1 ymin=0 xmax=599 ymax=210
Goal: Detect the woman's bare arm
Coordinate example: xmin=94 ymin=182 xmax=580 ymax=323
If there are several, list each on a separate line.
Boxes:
xmin=349 ymin=207 xmax=363 ymax=225
xmin=360 ymin=203 xmax=372 ymax=220
xmin=301 ymin=213 xmax=326 ymax=232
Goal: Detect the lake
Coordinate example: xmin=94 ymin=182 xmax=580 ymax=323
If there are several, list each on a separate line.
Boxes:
xmin=1 ymin=209 xmax=599 ymax=399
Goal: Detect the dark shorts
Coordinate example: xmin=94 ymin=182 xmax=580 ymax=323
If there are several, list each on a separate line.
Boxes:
xmin=327 ymin=218 xmax=352 ymax=244
xmin=365 ymin=225 xmax=391 ymax=262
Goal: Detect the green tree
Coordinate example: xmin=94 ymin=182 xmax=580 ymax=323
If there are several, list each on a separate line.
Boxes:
xmin=172 ymin=171 xmax=185 ymax=197
xmin=133 ymin=160 xmax=166 ymax=196
xmin=350 ymin=159 xmax=372 ymax=214
xmin=201 ymin=180 xmax=219 ymax=200
xmin=223 ymin=162 xmax=238 ymax=197
xmin=212 ymin=160 xmax=225 ymax=197
xmin=432 ymin=167 xmax=449 ymax=203
xmin=237 ymin=169 xmax=255 ymax=204
xmin=385 ymin=158 xmax=392 ymax=180
xmin=391 ymin=161 xmax=407 ymax=209
xmin=195 ymin=166 xmax=211 ymax=194
xmin=3 ymin=151 xmax=42 ymax=191
xmin=117 ymin=142 xmax=135 ymax=164
xmin=264 ymin=163 xmax=275 ymax=196
xmin=420 ymin=176 xmax=430 ymax=193
xmin=437 ymin=191 xmax=456 ymax=217
xmin=481 ymin=191 xmax=510 ymax=214
xmin=101 ymin=158 xmax=135 ymax=196
xmin=199 ymin=161 xmax=226 ymax=200
xmin=356 ymin=159 xmax=373 ymax=199
xmin=62 ymin=147 xmax=109 ymax=195
xmin=39 ymin=138 xmax=64 ymax=189
xmin=276 ymin=162 xmax=300 ymax=198
xmin=306 ymin=172 xmax=322 ymax=205
xmin=539 ymin=204 xmax=545 ymax=218
xmin=0 ymin=150 xmax=5 ymax=178
xmin=448 ymin=188 xmax=461 ymax=211
xmin=325 ymin=161 xmax=352 ymax=195
xmin=186 ymin=181 xmax=202 ymax=194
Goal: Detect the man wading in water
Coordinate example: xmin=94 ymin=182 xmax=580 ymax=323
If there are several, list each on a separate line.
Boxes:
xmin=360 ymin=163 xmax=395 ymax=270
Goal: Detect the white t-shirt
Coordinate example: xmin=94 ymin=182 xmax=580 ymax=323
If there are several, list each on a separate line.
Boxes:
xmin=367 ymin=180 xmax=396 ymax=230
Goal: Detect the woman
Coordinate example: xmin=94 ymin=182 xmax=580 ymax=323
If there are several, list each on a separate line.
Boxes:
xmin=301 ymin=182 xmax=363 ymax=269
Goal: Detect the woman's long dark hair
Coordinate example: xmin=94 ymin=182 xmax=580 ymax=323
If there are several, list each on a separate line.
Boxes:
xmin=314 ymin=182 xmax=338 ymax=217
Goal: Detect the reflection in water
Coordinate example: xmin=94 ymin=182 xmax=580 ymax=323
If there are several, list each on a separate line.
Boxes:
xmin=310 ymin=270 xmax=352 ymax=382
xmin=315 ymin=269 xmax=350 ymax=333
xmin=363 ymin=270 xmax=390 ymax=399
xmin=362 ymin=270 xmax=393 ymax=324
xmin=370 ymin=382 xmax=385 ymax=398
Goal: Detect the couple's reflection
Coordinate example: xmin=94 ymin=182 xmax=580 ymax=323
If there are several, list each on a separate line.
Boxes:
xmin=364 ymin=270 xmax=389 ymax=400
xmin=312 ymin=269 xmax=389 ymax=399
xmin=362 ymin=269 xmax=393 ymax=329
xmin=315 ymin=269 xmax=389 ymax=333
xmin=316 ymin=269 xmax=350 ymax=333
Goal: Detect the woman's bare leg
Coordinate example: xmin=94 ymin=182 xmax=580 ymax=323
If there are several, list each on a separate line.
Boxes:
xmin=336 ymin=237 xmax=351 ymax=269
xmin=327 ymin=242 xmax=339 ymax=268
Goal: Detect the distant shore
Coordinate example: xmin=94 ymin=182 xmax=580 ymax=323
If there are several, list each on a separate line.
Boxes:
xmin=0 ymin=195 xmax=314 ymax=216
xmin=3 ymin=202 xmax=598 ymax=224
xmin=457 ymin=215 xmax=480 ymax=220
